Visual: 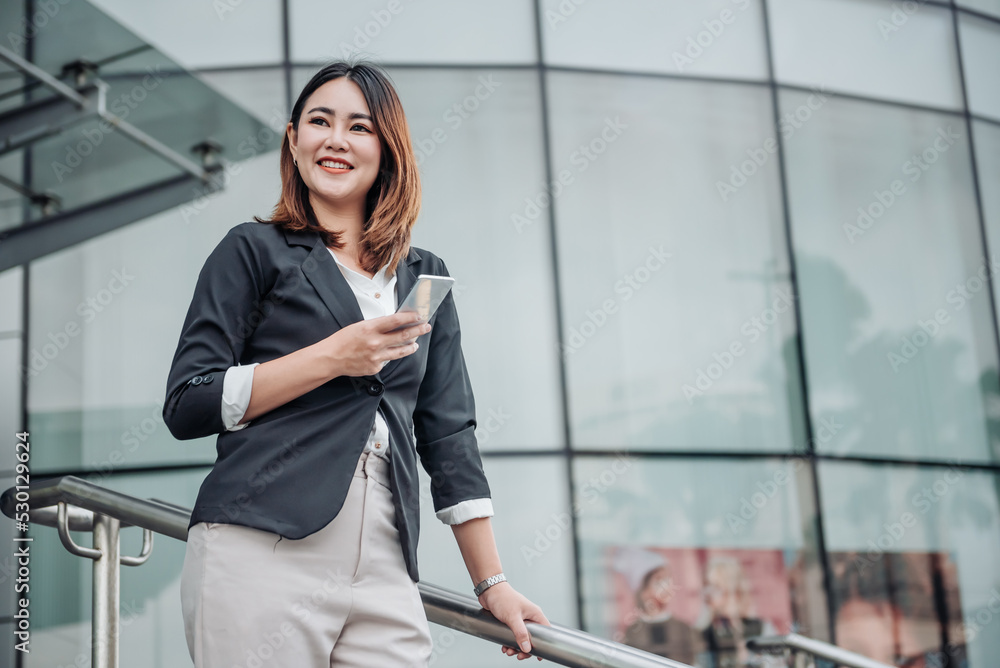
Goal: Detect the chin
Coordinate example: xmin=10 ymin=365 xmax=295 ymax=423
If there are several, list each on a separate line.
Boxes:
xmin=313 ymin=186 xmax=365 ymax=202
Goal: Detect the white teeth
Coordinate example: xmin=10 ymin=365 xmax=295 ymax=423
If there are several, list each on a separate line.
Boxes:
xmin=319 ymin=160 xmax=352 ymax=169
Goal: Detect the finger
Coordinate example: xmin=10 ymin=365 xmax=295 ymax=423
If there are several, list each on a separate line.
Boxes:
xmin=504 ymin=644 xmax=532 ymax=661
xmin=380 ymin=311 xmax=425 ymax=332
xmin=395 ymin=323 xmax=428 ymax=346
xmin=507 ymin=617 xmax=531 ymax=654
xmin=388 ymin=340 xmax=419 ymax=359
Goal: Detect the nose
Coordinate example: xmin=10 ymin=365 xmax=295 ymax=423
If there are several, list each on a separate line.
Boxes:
xmin=326 ymin=124 xmax=349 ymax=151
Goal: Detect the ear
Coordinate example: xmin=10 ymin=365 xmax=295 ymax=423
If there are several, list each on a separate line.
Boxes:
xmin=286 ymin=121 xmax=298 ymax=162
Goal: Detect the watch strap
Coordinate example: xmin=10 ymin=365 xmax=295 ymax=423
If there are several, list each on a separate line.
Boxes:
xmin=473 ymin=572 xmax=506 ymax=597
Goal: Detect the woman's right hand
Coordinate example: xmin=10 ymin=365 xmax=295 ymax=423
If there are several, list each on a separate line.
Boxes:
xmin=323 ymin=311 xmax=431 ymax=377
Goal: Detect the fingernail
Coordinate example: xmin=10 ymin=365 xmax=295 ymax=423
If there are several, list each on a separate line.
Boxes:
xmin=520 ymin=641 xmax=531 ymax=653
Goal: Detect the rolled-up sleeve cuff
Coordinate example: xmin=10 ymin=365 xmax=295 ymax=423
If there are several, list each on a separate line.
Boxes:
xmin=222 ymin=363 xmax=259 ymax=431
xmin=436 ymin=497 xmax=494 ymax=525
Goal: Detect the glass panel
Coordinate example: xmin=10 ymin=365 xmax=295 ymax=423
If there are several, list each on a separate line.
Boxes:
xmin=290 ymin=0 xmax=536 ymax=64
xmin=20 ymin=0 xmax=146 ymax=77
xmin=958 ymin=0 xmax=1000 ymax=17
xmin=6 ymin=0 xmax=281 ymax=221
xmin=0 ymin=138 xmax=26 ymax=230
xmin=0 ymin=0 xmax=26 ymax=59
xmin=418 ymin=456 xmax=576 ymax=667
xmin=27 ymin=152 xmax=283 ymax=474
xmin=0 ymin=0 xmax=27 ymax=106
xmin=27 ymin=62 xmax=281 ymax=215
xmin=87 ymin=0 xmax=283 ymax=68
xmin=359 ymin=67 xmax=561 ymax=452
xmin=24 ymin=468 xmax=208 ymax=668
xmin=781 ymin=89 xmax=999 ymax=463
xmin=820 ymin=462 xmax=1000 ymax=668
xmin=977 ymin=122 xmax=1000 ymax=346
xmin=547 ymin=70 xmax=804 ymax=452
xmin=573 ymin=456 xmax=829 ymax=656
xmin=769 ymin=0 xmax=963 ymax=110
xmin=0 ymin=31 xmax=26 ymax=230
xmin=0 ymin=339 xmax=21 ymax=456
xmin=959 ymin=13 xmax=1000 ymax=122
xmin=540 ymin=0 xmax=768 ymax=80
xmin=0 ymin=266 xmax=23 ymax=333
xmin=197 ymin=67 xmax=289 ymax=126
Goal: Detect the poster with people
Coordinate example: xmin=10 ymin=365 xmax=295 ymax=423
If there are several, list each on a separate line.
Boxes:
xmin=606 ymin=546 xmax=969 ymax=668
xmin=828 ymin=551 xmax=968 ymax=667
xmin=607 ymin=547 xmax=792 ymax=667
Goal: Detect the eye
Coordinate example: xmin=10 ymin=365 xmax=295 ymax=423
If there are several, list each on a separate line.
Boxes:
xmin=352 ymin=123 xmax=372 ymax=133
xmin=309 ymin=117 xmax=328 ymax=126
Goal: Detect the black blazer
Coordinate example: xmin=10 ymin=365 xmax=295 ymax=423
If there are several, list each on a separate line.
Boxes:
xmin=163 ymin=221 xmax=491 ymax=582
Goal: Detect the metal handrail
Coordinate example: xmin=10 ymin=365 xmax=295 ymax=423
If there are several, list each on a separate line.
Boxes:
xmin=748 ymin=634 xmax=896 ymax=668
xmin=2 ymin=475 xmax=691 ymax=668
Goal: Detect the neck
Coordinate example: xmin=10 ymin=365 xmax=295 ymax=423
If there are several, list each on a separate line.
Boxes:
xmin=309 ymin=192 xmax=366 ymax=251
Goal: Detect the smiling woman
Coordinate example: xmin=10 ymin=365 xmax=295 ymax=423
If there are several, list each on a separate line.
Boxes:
xmin=254 ymin=61 xmax=422 ymax=278
xmin=166 ymin=60 xmax=549 ymax=667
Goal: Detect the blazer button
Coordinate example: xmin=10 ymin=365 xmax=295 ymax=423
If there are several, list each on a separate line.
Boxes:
xmin=191 ymin=376 xmax=203 ymax=385
xmin=367 ymin=383 xmax=383 ymax=396
xmin=202 ymin=373 xmax=214 ymax=384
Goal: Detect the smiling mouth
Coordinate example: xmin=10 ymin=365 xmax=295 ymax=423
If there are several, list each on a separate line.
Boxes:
xmin=318 ymin=160 xmax=354 ymax=170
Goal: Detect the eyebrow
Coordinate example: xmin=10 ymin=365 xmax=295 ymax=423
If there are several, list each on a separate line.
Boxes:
xmin=305 ymin=106 xmax=372 ymax=121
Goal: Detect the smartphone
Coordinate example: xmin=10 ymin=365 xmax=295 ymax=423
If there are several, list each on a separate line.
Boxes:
xmin=388 ymin=274 xmax=455 ymax=333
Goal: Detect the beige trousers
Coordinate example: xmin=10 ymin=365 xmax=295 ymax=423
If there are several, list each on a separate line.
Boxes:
xmin=180 ymin=451 xmax=433 ymax=667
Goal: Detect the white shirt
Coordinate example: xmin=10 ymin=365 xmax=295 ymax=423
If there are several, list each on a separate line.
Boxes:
xmin=220 ymin=246 xmax=494 ymax=525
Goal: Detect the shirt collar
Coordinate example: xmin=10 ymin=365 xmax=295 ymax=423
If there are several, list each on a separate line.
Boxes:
xmin=327 ymin=247 xmax=394 ymax=288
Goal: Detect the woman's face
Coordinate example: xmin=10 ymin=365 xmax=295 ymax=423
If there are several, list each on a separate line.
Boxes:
xmin=287 ymin=77 xmax=382 ymax=213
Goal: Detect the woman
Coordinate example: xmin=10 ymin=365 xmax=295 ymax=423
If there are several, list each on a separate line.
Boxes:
xmin=164 ymin=60 xmax=548 ymax=666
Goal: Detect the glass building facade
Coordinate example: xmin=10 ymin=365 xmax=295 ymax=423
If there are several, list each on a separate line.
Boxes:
xmin=1 ymin=1 xmax=999 ymax=666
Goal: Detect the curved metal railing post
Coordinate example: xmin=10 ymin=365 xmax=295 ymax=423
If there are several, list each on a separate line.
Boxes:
xmin=48 ymin=499 xmax=155 ymax=668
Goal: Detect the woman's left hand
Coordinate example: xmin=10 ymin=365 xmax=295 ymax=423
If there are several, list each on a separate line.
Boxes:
xmin=478 ymin=582 xmax=550 ymax=661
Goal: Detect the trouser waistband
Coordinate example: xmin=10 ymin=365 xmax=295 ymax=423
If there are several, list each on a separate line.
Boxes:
xmin=354 ymin=450 xmax=391 ymax=489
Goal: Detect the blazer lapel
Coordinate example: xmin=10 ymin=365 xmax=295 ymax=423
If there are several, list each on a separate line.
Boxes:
xmin=284 ymin=226 xmax=364 ymax=331
xmin=283 ymin=225 xmax=422 ymax=380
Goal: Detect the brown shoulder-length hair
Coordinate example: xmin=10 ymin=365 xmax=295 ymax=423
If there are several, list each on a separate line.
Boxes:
xmin=253 ymin=60 xmax=420 ymax=277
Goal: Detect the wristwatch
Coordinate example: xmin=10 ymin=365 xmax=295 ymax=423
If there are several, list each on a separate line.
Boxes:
xmin=473 ymin=572 xmax=507 ymax=597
